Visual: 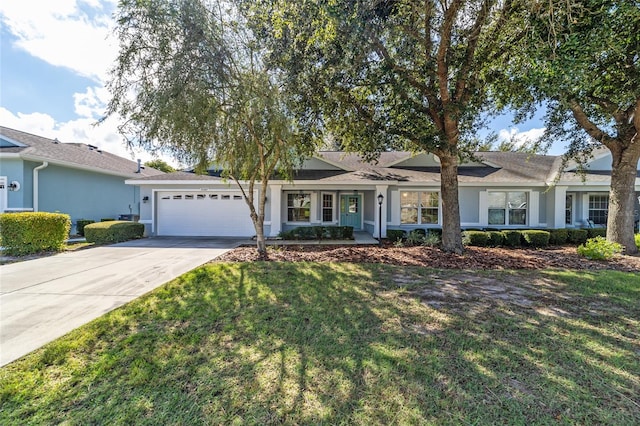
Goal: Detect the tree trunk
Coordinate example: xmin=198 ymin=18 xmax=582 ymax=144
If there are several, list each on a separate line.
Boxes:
xmin=438 ymin=152 xmax=464 ymax=254
xmin=254 ymin=218 xmax=267 ymax=258
xmin=607 ymin=147 xmax=640 ymax=254
xmin=252 ymin=188 xmax=268 ymax=258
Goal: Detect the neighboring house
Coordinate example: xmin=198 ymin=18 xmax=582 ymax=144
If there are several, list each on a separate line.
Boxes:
xmin=0 ymin=127 xmax=164 ymax=232
xmin=127 ymin=149 xmax=640 ymax=238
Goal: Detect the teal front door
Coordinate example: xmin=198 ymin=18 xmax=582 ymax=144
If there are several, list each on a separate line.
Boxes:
xmin=340 ymin=194 xmax=362 ymax=229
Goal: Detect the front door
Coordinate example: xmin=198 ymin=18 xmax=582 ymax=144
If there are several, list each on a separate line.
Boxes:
xmin=340 ymin=194 xmax=361 ymax=229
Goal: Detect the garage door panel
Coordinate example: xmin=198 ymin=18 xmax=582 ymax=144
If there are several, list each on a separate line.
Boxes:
xmin=157 ymin=191 xmax=254 ymax=236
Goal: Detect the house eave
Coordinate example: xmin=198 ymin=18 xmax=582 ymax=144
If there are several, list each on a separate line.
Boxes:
xmin=21 ymin=154 xmax=146 ymax=179
xmin=126 ymin=179 xmax=253 ymax=186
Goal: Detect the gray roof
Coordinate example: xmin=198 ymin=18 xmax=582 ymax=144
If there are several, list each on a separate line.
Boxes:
xmin=132 ymin=171 xmax=224 ymax=181
xmin=0 ymin=126 xmax=164 ymax=178
xmin=128 ymin=149 xmax=631 ymax=185
xmin=308 ymin=151 xmax=561 ymax=184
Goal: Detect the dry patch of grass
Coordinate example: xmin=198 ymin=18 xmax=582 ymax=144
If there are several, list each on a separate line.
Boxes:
xmin=1 ymin=264 xmax=638 ymax=424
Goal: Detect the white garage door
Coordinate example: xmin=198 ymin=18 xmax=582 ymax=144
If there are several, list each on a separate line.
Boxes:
xmin=157 ymin=191 xmax=255 ymax=237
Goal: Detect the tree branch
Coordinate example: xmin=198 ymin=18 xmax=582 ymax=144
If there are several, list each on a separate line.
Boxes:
xmin=436 ymin=0 xmax=463 ymax=105
xmin=568 ymin=99 xmax=616 ymax=148
xmin=453 ymin=0 xmax=492 ymax=103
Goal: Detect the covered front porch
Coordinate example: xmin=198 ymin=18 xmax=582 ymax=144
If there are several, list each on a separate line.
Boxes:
xmin=268 ymin=184 xmax=389 ymax=239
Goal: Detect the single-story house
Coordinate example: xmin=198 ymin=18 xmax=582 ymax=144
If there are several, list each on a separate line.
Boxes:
xmin=127 ymin=149 xmax=640 ymax=238
xmin=0 ymin=126 xmax=164 ymax=232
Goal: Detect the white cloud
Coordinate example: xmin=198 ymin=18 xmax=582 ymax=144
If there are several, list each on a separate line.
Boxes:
xmin=498 ymin=127 xmax=546 ymax=147
xmin=0 ymin=0 xmax=118 ymax=82
xmin=73 ymin=86 xmax=110 ymax=119
xmin=0 ymin=107 xmax=179 ymax=167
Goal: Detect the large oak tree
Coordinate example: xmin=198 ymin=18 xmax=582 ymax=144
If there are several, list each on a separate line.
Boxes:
xmin=243 ymin=0 xmax=528 ymax=253
xmin=505 ymin=0 xmax=640 ymax=253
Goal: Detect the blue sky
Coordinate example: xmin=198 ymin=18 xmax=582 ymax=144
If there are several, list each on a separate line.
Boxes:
xmin=0 ymin=0 xmax=557 ymax=165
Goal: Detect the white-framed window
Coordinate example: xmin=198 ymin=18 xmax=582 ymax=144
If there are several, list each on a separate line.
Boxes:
xmin=321 ymin=193 xmax=335 ymax=222
xmin=588 ymin=194 xmax=609 ymax=225
xmin=287 ymin=193 xmax=311 ymax=222
xmin=488 ymin=191 xmax=527 ymax=225
xmin=400 ymin=191 xmax=440 ymax=224
xmin=565 ymin=194 xmax=573 ymax=225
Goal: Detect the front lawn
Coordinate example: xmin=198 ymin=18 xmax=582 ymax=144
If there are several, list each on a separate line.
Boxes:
xmin=1 ymin=263 xmax=638 ymax=424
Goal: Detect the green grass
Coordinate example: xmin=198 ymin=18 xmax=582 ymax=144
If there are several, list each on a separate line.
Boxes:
xmin=1 ymin=263 xmax=639 ymax=425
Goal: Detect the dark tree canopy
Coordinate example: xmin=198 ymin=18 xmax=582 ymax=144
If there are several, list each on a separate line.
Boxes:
xmin=502 ymin=0 xmax=640 ymax=252
xmin=244 ymin=0 xmax=529 ymax=253
xmin=144 ymin=159 xmax=176 ymax=174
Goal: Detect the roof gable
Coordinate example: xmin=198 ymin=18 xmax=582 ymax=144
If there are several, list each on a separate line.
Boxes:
xmin=300 ymin=156 xmax=347 ymax=171
xmin=0 ymin=135 xmax=26 ymax=148
xmin=387 ymin=152 xmax=494 ymax=168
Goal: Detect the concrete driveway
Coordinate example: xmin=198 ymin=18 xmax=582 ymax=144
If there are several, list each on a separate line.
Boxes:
xmin=0 ymin=237 xmax=246 ymax=367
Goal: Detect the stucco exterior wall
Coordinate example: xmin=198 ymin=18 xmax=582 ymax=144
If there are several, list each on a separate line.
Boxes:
xmin=1 ymin=158 xmax=31 ymax=209
xmin=37 ymin=164 xmax=139 ymax=226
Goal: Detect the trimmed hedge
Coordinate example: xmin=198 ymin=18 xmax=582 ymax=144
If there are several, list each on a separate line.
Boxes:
xmin=521 ymin=230 xmax=550 ymax=248
xmin=486 ymin=231 xmax=505 ymax=247
xmin=567 ymin=229 xmax=588 ymax=245
xmin=279 ymin=226 xmax=354 ymax=240
xmin=501 ymin=230 xmax=522 ymax=247
xmin=587 ymin=228 xmax=607 ymax=238
xmin=76 ymin=219 xmax=95 ymax=237
xmin=548 ymin=229 xmax=569 ymax=245
xmin=84 ymin=221 xmax=145 ymax=244
xmin=386 ymin=229 xmax=405 ymax=241
xmin=462 ymin=230 xmax=489 ymax=247
xmin=0 ymin=212 xmax=71 ymax=255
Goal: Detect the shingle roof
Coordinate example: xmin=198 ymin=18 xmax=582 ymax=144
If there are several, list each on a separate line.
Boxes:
xmin=131 ymin=171 xmax=224 ymax=181
xmin=127 ymin=149 xmax=631 ymax=185
xmin=305 ymin=151 xmax=559 ymax=184
xmin=0 ymin=126 xmax=164 ymax=178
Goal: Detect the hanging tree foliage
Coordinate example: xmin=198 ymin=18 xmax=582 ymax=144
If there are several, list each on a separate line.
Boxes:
xmin=104 ymin=0 xmax=314 ymax=255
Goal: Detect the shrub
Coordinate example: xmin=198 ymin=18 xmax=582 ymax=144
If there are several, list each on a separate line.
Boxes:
xmin=84 ymin=221 xmax=144 ymax=244
xmin=567 ymin=229 xmax=588 ymax=245
xmin=76 ymin=219 xmax=95 ymax=237
xmin=278 ymin=226 xmax=353 ymax=240
xmin=462 ymin=230 xmax=489 ymax=247
xmin=0 ymin=212 xmax=71 ymax=256
xmin=278 ymin=230 xmax=294 ymax=239
xmin=386 ymin=229 xmax=405 ymax=241
xmin=406 ymin=230 xmax=425 ymax=246
xmin=486 ymin=231 xmax=504 ymax=247
xmin=422 ymin=232 xmax=441 ymax=247
xmin=577 ymin=236 xmax=623 ymax=260
xmin=501 ymin=230 xmax=522 ymax=247
xmin=340 ymin=226 xmax=354 ymax=239
xmin=521 ymin=230 xmax=550 ymax=248
xmin=548 ymin=229 xmax=569 ymax=245
xmin=587 ymin=228 xmax=607 ymax=238
xmin=100 ymin=218 xmax=116 ymax=222
xmin=636 ymin=234 xmax=640 ymax=249
xmin=311 ymin=226 xmax=325 ymax=240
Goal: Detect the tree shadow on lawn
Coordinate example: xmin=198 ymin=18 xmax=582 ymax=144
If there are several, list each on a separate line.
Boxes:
xmin=2 ymin=265 xmax=638 ymax=425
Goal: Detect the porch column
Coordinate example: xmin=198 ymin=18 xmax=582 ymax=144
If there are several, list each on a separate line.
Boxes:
xmin=270 ymin=184 xmax=282 ymax=237
xmin=376 ymin=185 xmax=388 ymax=238
xmin=553 ymin=186 xmax=568 ymax=229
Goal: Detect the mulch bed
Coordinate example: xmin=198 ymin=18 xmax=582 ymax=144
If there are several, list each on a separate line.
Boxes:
xmin=215 ymin=244 xmax=640 ymax=272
